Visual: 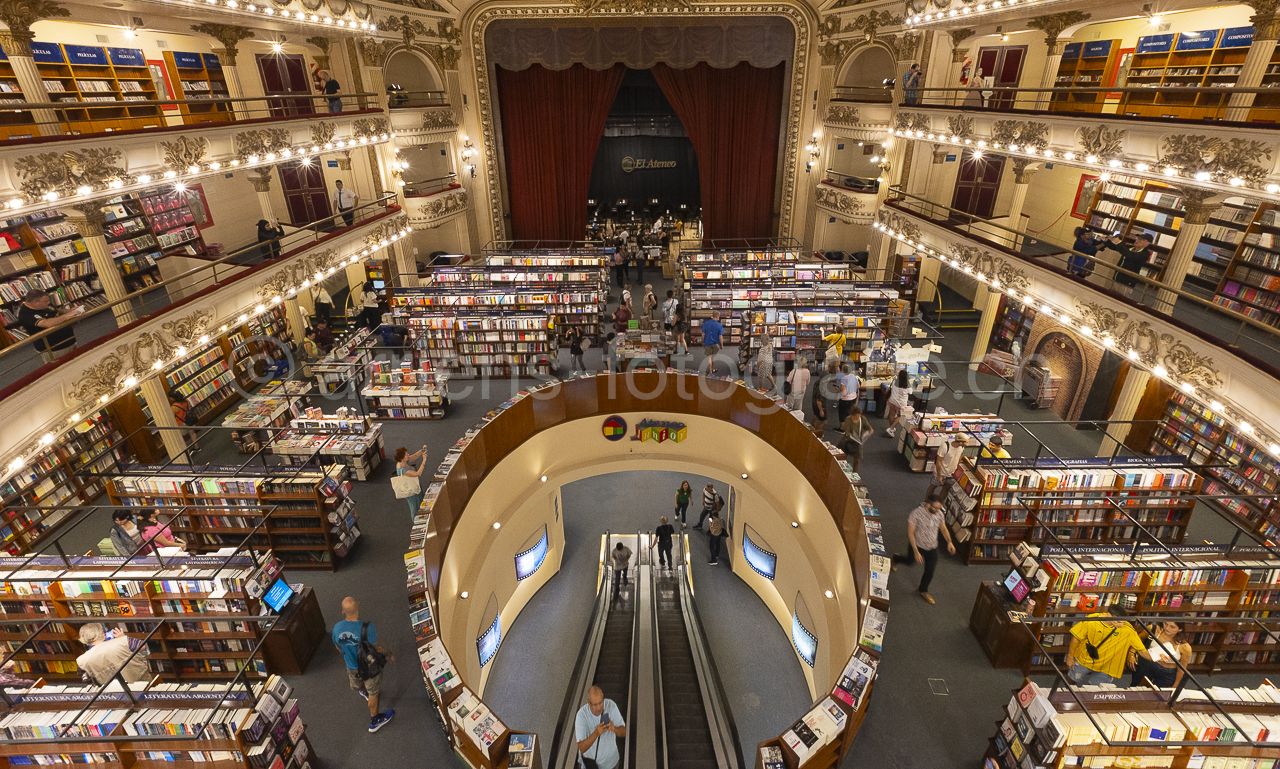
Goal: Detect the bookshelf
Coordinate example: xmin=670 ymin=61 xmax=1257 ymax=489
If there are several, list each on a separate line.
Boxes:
xmin=0 ymin=211 xmax=106 ymax=346
xmin=898 ymin=411 xmax=1009 ymax=474
xmin=162 ymin=339 xmax=239 ymax=426
xmin=269 ymin=412 xmax=385 ymax=480
xmin=362 ymin=359 xmax=449 ymax=420
xmin=1119 ymin=27 xmax=1253 ymax=119
xmin=386 ymin=298 xmax=557 ymax=378
xmin=0 ymin=410 xmax=127 ymax=554
xmin=987 ymin=295 xmax=1037 ymax=356
xmin=1017 ymin=544 xmax=1280 ymax=675
xmin=419 ymin=264 xmax=608 ymax=342
xmin=163 ymin=51 xmax=231 ymax=124
xmin=687 ymin=282 xmax=900 ymax=349
xmin=108 ymin=465 xmax=361 ymax=571
xmin=1049 ymin=40 xmax=1121 ymax=114
xmin=987 ymin=678 xmax=1280 ymax=769
xmin=741 ymin=307 xmax=890 ymax=363
xmin=222 ymin=394 xmax=308 ymax=455
xmin=26 ymin=43 xmax=164 ymax=134
xmin=0 ymin=49 xmax=35 ymax=141
xmin=946 ymin=457 xmax=1200 ymax=564
xmin=1249 ymin=44 xmax=1280 ymax=121
xmin=1147 ymin=391 xmax=1280 ymax=539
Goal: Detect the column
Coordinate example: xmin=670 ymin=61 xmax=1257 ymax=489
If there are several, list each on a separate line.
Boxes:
xmin=189 ymin=24 xmax=254 ymax=118
xmin=970 ymin=286 xmax=1000 ymax=364
xmin=1154 ymin=195 xmax=1220 ymax=314
xmin=1036 ymin=40 xmax=1068 ymax=110
xmin=868 ymin=228 xmax=893 ymax=278
xmin=65 ymin=207 xmax=135 ymax=325
xmin=215 ymin=51 xmax=248 ymax=118
xmin=1097 ymin=368 xmax=1151 ymax=457
xmin=139 ymin=376 xmax=191 ymax=462
xmin=1225 ymin=15 xmax=1280 ymax=121
xmin=248 ymin=170 xmax=275 ymax=220
xmin=950 ymin=48 xmax=970 ymax=106
xmin=1005 ymin=160 xmax=1036 ymax=250
xmin=390 ymin=242 xmax=419 ymax=288
xmin=918 ymin=252 xmax=941 ymax=303
xmin=283 ymin=298 xmax=306 ymax=345
xmin=0 ymin=33 xmax=58 ymax=135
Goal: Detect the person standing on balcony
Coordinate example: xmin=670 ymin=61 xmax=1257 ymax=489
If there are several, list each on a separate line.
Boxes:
xmin=1107 ymin=232 xmax=1153 ymax=298
xmin=963 ymin=67 xmax=985 ymax=108
xmin=257 ymin=218 xmax=285 ymax=261
xmin=318 ymin=70 xmax=343 ymax=114
xmin=333 ymin=180 xmax=359 ymax=228
xmin=903 ymin=63 xmax=922 ymax=105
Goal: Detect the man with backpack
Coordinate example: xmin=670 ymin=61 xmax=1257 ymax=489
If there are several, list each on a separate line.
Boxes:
xmin=333 ymin=597 xmax=395 ymax=732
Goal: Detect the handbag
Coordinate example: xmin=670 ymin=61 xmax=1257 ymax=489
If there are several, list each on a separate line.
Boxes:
xmin=356 ymin=622 xmax=387 ymax=679
xmin=391 ymin=471 xmax=421 ymax=499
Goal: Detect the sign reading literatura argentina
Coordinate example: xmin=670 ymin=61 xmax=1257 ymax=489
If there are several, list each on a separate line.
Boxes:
xmin=621 ymin=156 xmax=678 ymax=173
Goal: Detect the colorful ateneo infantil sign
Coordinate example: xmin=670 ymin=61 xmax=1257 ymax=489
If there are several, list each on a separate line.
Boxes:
xmin=602 ymin=415 xmax=628 ymax=441
xmin=632 ymin=419 xmax=687 ymax=444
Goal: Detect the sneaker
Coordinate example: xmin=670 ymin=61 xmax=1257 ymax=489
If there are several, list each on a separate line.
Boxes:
xmin=708 ymin=560 xmax=717 ymax=565
xmin=884 ymin=429 xmax=895 ymax=437
xmin=920 ymin=592 xmax=936 ymax=605
xmin=681 ymin=522 xmax=687 ymax=528
xmin=369 ymin=710 xmax=395 ymax=732
xmin=358 ymin=689 xmax=369 ymax=702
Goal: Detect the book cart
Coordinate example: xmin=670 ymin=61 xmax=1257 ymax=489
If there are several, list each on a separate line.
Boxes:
xmin=985 ymin=677 xmax=1280 ymax=769
xmin=107 ymin=464 xmax=360 ymax=571
xmin=945 ymin=456 xmax=1200 ymax=564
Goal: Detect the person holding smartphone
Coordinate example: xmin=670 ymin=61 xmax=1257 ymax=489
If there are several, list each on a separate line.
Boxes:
xmin=575 ymin=686 xmax=626 ymax=769
xmin=257 ymin=218 xmax=286 ymax=261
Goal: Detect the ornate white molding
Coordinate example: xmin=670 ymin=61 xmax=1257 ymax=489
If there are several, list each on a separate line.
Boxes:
xmin=407 ymin=188 xmax=469 ymax=228
xmin=389 ymin=105 xmax=459 ymax=144
xmin=813 ymin=181 xmax=874 ymax=224
xmin=466 ymin=3 xmax=814 ymax=241
xmin=68 ymin=310 xmax=215 ymax=406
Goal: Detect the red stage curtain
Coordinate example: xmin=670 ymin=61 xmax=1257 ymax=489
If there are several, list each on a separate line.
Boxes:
xmin=651 ymin=62 xmax=786 ymax=242
xmin=496 ymin=64 xmax=625 ymax=242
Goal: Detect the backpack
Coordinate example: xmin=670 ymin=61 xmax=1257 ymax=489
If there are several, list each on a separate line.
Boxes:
xmin=356 ymin=621 xmax=387 ymax=679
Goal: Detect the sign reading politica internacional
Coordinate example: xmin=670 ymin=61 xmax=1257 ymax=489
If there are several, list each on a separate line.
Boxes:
xmin=621 ymin=156 xmax=677 ymax=173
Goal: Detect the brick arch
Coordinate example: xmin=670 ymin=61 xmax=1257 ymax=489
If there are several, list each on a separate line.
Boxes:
xmin=1024 ymin=319 xmax=1104 ymax=422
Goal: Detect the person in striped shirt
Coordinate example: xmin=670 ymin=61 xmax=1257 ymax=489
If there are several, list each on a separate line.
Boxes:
xmin=696 ymin=483 xmax=722 ymax=531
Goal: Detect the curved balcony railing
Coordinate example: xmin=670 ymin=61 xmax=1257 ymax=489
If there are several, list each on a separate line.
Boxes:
xmin=385 ymin=89 xmax=450 ymax=109
xmin=403 ymin=173 xmax=459 ymax=197
xmin=0 ymin=194 xmax=401 ymax=395
xmin=885 ymin=186 xmax=1280 ymax=377
xmin=902 ymin=85 xmax=1279 ymax=123
xmin=821 ymin=170 xmax=881 ymax=192
xmin=832 ymin=85 xmax=894 ymax=103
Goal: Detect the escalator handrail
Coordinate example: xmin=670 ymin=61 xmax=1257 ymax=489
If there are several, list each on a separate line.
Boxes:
xmin=550 ymin=533 xmax=615 ymax=769
xmin=680 ymin=563 xmax=745 ymax=769
xmin=654 ymin=533 xmax=676 ymax=769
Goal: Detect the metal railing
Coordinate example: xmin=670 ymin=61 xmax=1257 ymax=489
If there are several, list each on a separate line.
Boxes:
xmin=403 ymin=173 xmax=459 ymax=197
xmin=0 ymin=92 xmax=386 ymax=142
xmin=903 ymin=84 xmax=1280 ymax=122
xmin=831 ymin=85 xmax=894 ymax=104
xmin=884 ymin=186 xmax=1280 ymax=373
xmin=0 ymin=194 xmax=400 ymax=391
xmin=385 ymin=89 xmax=450 ymax=109
xmin=820 ymin=171 xmax=880 ymax=192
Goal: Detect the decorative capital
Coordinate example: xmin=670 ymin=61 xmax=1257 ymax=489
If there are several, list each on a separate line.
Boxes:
xmin=0 ymin=0 xmax=68 ymax=42
xmin=0 ymin=30 xmax=31 ymax=56
xmin=1027 ymin=11 xmax=1091 ymax=50
xmin=65 ymin=206 xmax=108 ymax=238
xmin=248 ymin=168 xmax=273 ymax=194
xmin=948 ymin=28 xmax=976 ymax=48
xmin=1180 ymin=188 xmax=1224 ymax=224
xmin=1254 ymin=13 xmax=1280 ymax=41
xmin=951 ymin=47 xmax=969 ymax=63
xmin=357 ymin=38 xmax=392 ymax=68
xmin=190 ymin=22 xmax=254 ymax=64
xmin=161 ymin=136 xmax=210 ymax=173
xmin=425 ymin=43 xmax=461 ymax=72
xmin=1011 ymin=158 xmax=1039 ymax=184
xmin=305 ymin=35 xmax=331 ymax=57
xmin=818 ymin=40 xmax=852 ymax=67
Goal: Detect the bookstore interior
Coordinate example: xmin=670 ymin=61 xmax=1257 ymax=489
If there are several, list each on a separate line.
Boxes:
xmin=3 ymin=1 xmax=1280 ymax=769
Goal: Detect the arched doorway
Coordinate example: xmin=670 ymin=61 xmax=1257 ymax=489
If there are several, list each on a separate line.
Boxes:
xmin=839 ymin=46 xmax=895 ymax=89
xmin=384 ymin=50 xmax=442 ymax=104
xmin=1032 ymin=331 xmax=1085 ymax=420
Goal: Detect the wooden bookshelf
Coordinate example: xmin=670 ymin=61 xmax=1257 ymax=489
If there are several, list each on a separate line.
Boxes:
xmin=163 ymin=51 xmax=231 ymax=124
xmin=1049 ymin=40 xmax=1121 ymax=114
xmin=944 ymin=457 xmax=1200 ymax=564
xmin=108 ymin=465 xmax=361 ymax=571
xmin=0 ymin=48 xmax=35 ymax=141
xmin=420 ymin=264 xmax=608 ymax=342
xmin=899 ymin=412 xmax=1008 ymax=475
xmin=388 ymin=295 xmax=558 ymax=377
xmin=1118 ymin=27 xmax=1256 ymax=119
xmin=361 ymin=359 xmax=449 ymax=420
xmin=1249 ymin=44 xmax=1280 ymax=122
xmin=0 ymin=410 xmax=126 ymax=554
xmin=987 ymin=294 xmax=1036 ymax=355
xmin=1084 ymin=174 xmax=1185 ymax=281
xmin=1147 ymin=390 xmax=1280 ymax=539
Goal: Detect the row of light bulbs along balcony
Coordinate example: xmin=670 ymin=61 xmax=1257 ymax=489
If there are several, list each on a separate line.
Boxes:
xmin=891 ymin=129 xmax=1280 ymax=193
xmin=905 ymin=0 xmax=1058 ymax=26
xmin=872 ymin=219 xmax=1280 ymax=458
xmin=164 ymin=0 xmax=377 ymax=30
xmin=1 ymin=223 xmax=413 ymax=480
xmin=3 ymin=133 xmax=398 ymax=217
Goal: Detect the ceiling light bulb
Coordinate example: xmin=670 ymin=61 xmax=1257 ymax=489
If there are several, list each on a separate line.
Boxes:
xmin=791 ymin=521 xmax=799 ymax=528
xmin=1085 ymin=155 xmax=1098 ymax=164
xmin=1164 ymin=167 xmax=1178 ymax=177
xmin=1240 ymin=421 xmax=1254 ymax=433
xmin=1153 ymin=366 xmax=1168 ymax=378
xmin=1063 ymin=152 xmax=1075 ymax=160
xmin=1210 ymin=400 xmax=1224 ymax=412
xmin=1135 ymin=163 xmax=1149 ymax=172
xmin=1195 ymin=171 xmax=1211 ymax=181
xmin=1127 ymin=349 xmax=1139 ymax=360
xmin=1180 ymin=381 xmax=1195 ymax=393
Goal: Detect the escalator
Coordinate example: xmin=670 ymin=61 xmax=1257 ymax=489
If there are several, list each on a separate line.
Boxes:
xmin=656 ymin=571 xmax=717 ymax=769
xmin=593 ymin=576 xmax=635 ymax=709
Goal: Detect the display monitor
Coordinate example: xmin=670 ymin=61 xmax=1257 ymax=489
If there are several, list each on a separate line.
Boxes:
xmin=1003 ymin=568 xmax=1030 ymax=603
xmin=515 ymin=527 xmax=548 ymax=581
xmin=742 ymin=528 xmax=777 ymax=580
xmin=477 ymin=613 xmax=502 ymax=667
xmin=372 ymin=280 xmax=386 ymax=290
xmin=263 ymin=579 xmax=295 ymax=612
xmin=791 ymin=611 xmax=817 ymax=668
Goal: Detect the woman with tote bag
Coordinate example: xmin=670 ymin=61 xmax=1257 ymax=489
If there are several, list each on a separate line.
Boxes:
xmin=393 ymin=445 xmax=428 ymax=518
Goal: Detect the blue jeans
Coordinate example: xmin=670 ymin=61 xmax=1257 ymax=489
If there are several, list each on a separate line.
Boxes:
xmin=328 ymin=98 xmax=343 ymax=113
xmin=1068 ymin=662 xmax=1119 ymax=686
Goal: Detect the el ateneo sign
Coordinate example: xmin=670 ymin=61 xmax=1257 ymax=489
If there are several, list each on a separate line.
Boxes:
xmin=622 ymin=156 xmax=677 ymax=173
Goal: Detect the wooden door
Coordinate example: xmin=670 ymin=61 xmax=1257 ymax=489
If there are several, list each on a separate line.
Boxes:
xmin=951 ymin=150 xmax=1005 ymax=220
xmin=976 ymin=45 xmax=1028 ymax=109
xmin=256 ymin=53 xmax=314 ymax=117
xmin=278 ymin=162 xmax=332 ymax=227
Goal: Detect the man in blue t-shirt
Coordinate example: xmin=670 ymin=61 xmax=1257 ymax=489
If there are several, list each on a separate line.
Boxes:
xmin=575 ymin=686 xmax=627 ymax=769
xmin=701 ymin=310 xmax=725 ymax=375
xmin=332 ymin=596 xmax=395 ymax=733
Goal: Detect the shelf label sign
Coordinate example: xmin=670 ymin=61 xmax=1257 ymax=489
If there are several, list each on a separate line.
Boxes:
xmin=1061 ymin=42 xmax=1083 ymax=60
xmin=1135 ymin=34 xmax=1175 ymax=54
xmin=0 ymin=45 xmax=8 ymax=61
xmin=202 ymin=53 xmax=222 ymax=70
xmin=30 ymin=42 xmax=64 ymax=64
xmin=1082 ymin=40 xmax=1113 ymax=58
xmin=65 ymin=44 xmax=108 ymax=66
xmin=1175 ymin=30 xmax=1220 ymax=50
xmin=172 ymin=51 xmax=204 ymax=69
xmin=108 ymin=47 xmax=147 ymax=67
xmin=1221 ymin=26 xmax=1255 ymax=48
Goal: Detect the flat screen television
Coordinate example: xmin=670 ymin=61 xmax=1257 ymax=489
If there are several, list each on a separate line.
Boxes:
xmin=263 ymin=579 xmax=295 ymax=612
xmin=742 ymin=529 xmax=777 ymax=580
xmin=1003 ymin=568 xmax=1030 ymax=603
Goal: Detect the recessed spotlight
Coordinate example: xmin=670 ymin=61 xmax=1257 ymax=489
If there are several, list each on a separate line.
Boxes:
xmin=540 ymin=475 xmax=547 ymax=482
xmin=791 ymin=521 xmax=799 ymax=528
xmin=492 ymin=522 xmax=501 ymax=530
xmin=824 ymin=590 xmax=834 ymax=599
xmin=460 ymin=591 xmax=469 ymax=599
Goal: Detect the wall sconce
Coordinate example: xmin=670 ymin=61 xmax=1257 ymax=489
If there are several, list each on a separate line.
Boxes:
xmin=805 ymin=133 xmax=820 ymax=173
xmin=461 ymin=139 xmax=476 ymax=178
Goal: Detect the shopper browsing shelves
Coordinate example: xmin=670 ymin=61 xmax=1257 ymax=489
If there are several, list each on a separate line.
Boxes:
xmin=1066 ymin=608 xmax=1145 ymax=686
xmin=333 ymin=597 xmax=395 ymax=733
xmin=890 ymin=495 xmax=954 ymax=605
xmin=76 ymin=623 xmax=149 ymax=685
xmin=575 ymin=686 xmax=626 ymax=769
xmin=108 ymin=511 xmax=140 ymax=557
xmin=1129 ymin=621 xmax=1191 ymax=689
xmin=136 ymin=509 xmax=185 ymax=553
xmin=980 ymin=436 xmax=1010 ymax=459
xmin=929 ymin=435 xmax=969 ymax=499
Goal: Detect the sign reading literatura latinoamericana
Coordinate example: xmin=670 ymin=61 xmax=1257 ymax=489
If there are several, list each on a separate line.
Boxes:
xmin=632 ymin=419 xmax=687 ymax=444
xmin=621 ymin=156 xmax=677 ymax=173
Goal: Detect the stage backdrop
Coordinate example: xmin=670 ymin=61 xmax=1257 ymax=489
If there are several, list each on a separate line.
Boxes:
xmin=588 ymin=137 xmax=700 ymax=214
